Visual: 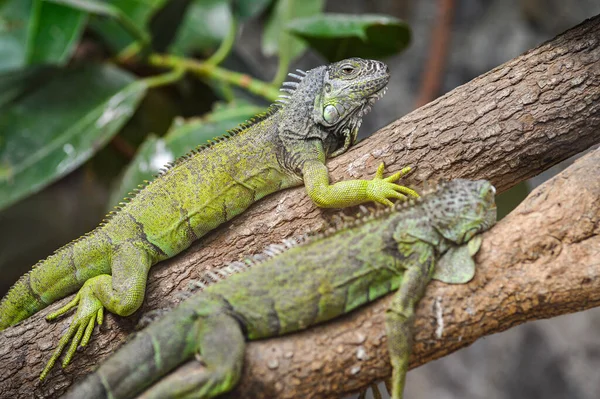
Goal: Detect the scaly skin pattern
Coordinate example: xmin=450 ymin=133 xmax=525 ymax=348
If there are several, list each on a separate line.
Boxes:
xmin=0 ymin=58 xmax=419 ymax=380
xmin=65 ymin=179 xmax=497 ymax=399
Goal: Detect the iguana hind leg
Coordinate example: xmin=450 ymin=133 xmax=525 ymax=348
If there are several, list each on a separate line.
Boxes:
xmin=385 ymin=252 xmax=433 ymax=399
xmin=41 ymin=242 xmax=153 ymax=380
xmin=139 ymin=312 xmax=246 ymax=399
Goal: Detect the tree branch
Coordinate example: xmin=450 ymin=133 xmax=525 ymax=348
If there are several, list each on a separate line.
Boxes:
xmin=221 ymin=146 xmax=600 ymax=399
xmin=0 ymin=14 xmax=599 ymax=399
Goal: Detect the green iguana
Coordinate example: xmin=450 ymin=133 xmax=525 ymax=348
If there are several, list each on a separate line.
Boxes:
xmin=64 ymin=179 xmax=497 ymax=399
xmin=0 ymin=58 xmax=418 ymax=380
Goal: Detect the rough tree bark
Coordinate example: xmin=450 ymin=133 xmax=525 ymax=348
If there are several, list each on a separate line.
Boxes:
xmin=0 ymin=14 xmax=598 ymax=399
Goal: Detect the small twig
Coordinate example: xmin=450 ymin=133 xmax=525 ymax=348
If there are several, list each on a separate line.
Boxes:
xmin=204 ymin=17 xmax=238 ymax=67
xmin=147 ymin=54 xmax=280 ymax=101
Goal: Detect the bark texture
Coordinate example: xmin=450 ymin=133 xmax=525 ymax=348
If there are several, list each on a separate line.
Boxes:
xmin=0 ymin=14 xmax=599 ymax=399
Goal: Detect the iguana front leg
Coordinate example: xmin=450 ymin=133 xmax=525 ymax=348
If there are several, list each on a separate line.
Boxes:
xmin=303 ymin=161 xmax=418 ymax=208
xmin=385 ymin=244 xmax=435 ymax=399
xmin=40 ymin=242 xmax=152 ymax=380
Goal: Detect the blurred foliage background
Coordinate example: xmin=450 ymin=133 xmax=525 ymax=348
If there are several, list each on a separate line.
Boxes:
xmin=0 ymin=0 xmax=413 ymax=294
xmin=1 ymin=1 xmax=600 ymax=398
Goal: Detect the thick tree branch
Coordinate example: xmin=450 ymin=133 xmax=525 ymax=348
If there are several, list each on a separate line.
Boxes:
xmin=0 ymin=15 xmax=599 ymax=399
xmin=220 ymin=147 xmax=600 ymax=399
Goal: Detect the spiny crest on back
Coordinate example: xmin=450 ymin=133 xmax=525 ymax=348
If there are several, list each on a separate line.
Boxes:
xmin=167 ymin=104 xmax=283 ymax=171
xmin=275 ymin=69 xmax=306 ymax=106
xmin=98 ymin=72 xmax=311 ymax=223
xmin=183 ymin=234 xmax=311 ymax=295
xmin=140 ymin=69 xmax=309 ymax=181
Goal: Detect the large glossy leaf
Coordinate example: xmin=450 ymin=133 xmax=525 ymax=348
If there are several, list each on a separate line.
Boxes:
xmin=169 ymin=0 xmax=232 ymax=56
xmin=167 ymin=0 xmax=274 ymax=57
xmin=109 ymin=101 xmax=263 ymax=206
xmin=0 ymin=67 xmax=55 ymax=107
xmin=288 ymin=14 xmax=411 ymax=62
xmin=0 ymin=0 xmax=86 ymax=71
xmin=262 ymin=0 xmax=323 ymax=59
xmin=81 ymin=0 xmax=167 ymax=52
xmin=0 ymin=64 xmax=148 ymax=211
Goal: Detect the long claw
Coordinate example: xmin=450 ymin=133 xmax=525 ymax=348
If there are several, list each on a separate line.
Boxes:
xmin=372 ymin=383 xmax=384 ymax=399
xmin=388 ymin=191 xmax=408 ymax=201
xmin=384 ymin=378 xmax=393 ymax=396
xmin=385 ymin=171 xmax=403 ymax=182
xmin=46 ymin=294 xmax=80 ymax=321
xmin=396 ymin=186 xmax=419 ymax=198
xmin=375 ymin=162 xmax=386 ymax=179
xmin=384 ymin=166 xmax=413 ymax=183
xmin=40 ymin=323 xmax=77 ymax=380
xmin=387 ymin=183 xmax=419 ymax=199
xmin=81 ymin=316 xmax=96 ymax=347
xmin=64 ymin=323 xmax=86 ymax=367
xmin=97 ymin=306 xmax=104 ymax=325
xmin=40 ymin=284 xmax=104 ymax=381
xmin=366 ymin=163 xmax=419 ymax=207
xmin=375 ymin=197 xmax=395 ymax=207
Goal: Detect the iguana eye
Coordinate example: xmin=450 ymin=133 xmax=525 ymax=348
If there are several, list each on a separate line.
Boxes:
xmin=323 ymin=104 xmax=340 ymax=124
xmin=342 ymin=65 xmax=354 ymax=74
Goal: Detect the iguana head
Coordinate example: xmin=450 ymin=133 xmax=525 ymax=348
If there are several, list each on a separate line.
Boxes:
xmin=313 ymin=58 xmax=390 ymax=155
xmin=428 ymin=179 xmax=497 ymax=245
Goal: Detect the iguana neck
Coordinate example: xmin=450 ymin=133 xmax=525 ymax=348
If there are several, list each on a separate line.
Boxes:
xmin=277 ymin=66 xmax=336 ymax=150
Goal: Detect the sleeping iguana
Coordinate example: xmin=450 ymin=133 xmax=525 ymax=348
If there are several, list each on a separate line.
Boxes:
xmin=65 ymin=178 xmax=496 ymax=399
xmin=0 ymin=57 xmax=418 ymax=380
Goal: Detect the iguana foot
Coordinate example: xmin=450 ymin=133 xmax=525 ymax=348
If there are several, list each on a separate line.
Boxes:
xmin=40 ymin=282 xmax=104 ymax=380
xmin=357 ymin=382 xmax=385 ymax=399
xmin=366 ymin=163 xmax=419 ymax=207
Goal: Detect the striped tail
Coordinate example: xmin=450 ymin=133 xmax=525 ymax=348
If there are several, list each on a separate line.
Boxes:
xmin=0 ymin=231 xmax=109 ymax=330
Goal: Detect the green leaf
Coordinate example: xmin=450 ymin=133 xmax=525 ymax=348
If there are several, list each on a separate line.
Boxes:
xmin=262 ymin=0 xmax=323 ymax=59
xmin=0 ymin=0 xmax=86 ymax=71
xmin=287 ymin=14 xmax=411 ymax=62
xmin=0 ymin=64 xmax=148 ymax=211
xmin=169 ymin=0 xmax=232 ymax=56
xmin=77 ymin=0 xmax=166 ymax=52
xmin=109 ymin=101 xmax=263 ymax=206
xmin=0 ymin=66 xmax=55 ymax=107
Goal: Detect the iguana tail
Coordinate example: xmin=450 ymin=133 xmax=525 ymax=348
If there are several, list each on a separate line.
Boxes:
xmin=0 ymin=230 xmax=110 ymax=330
xmin=64 ymin=293 xmax=245 ymax=399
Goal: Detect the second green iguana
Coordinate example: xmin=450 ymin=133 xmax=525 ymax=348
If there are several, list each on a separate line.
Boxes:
xmin=65 ymin=178 xmax=497 ymax=399
xmin=0 ymin=58 xmax=418 ymax=380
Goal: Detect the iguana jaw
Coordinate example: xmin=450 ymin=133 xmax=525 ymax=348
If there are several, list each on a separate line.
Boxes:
xmin=359 ymin=86 xmax=388 ymax=117
xmin=325 ymin=77 xmax=389 ymax=156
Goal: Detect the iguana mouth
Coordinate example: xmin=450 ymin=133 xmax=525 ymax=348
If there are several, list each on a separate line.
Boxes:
xmin=359 ymin=86 xmax=388 ymax=117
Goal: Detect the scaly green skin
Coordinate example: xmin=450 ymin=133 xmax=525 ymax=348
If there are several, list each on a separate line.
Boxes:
xmin=0 ymin=58 xmax=419 ymax=380
xmin=64 ymin=179 xmax=497 ymax=399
